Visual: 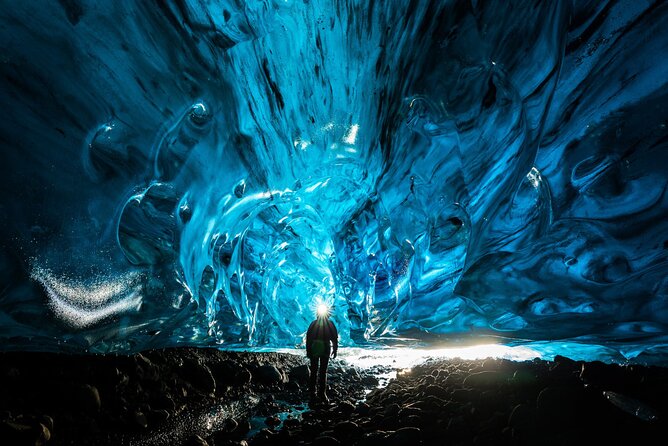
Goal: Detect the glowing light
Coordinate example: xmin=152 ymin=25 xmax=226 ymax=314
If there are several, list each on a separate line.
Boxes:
xmin=340 ymin=344 xmax=541 ymax=370
xmin=317 ymin=303 xmax=330 ymax=317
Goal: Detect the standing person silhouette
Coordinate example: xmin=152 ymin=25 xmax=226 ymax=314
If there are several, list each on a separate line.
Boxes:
xmin=306 ymin=303 xmax=338 ymax=403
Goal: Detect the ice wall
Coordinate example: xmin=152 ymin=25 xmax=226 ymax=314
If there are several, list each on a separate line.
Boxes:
xmin=0 ymin=0 xmax=666 ymax=362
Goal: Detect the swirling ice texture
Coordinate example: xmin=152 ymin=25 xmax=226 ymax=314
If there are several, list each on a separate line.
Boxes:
xmin=0 ymin=1 xmax=666 ymax=362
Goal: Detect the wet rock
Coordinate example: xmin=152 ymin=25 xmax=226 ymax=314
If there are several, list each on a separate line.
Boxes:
xmin=384 ymin=402 xmax=401 ymax=417
xmin=360 ymin=430 xmax=388 ymax=446
xmin=237 ymin=368 xmax=253 ymax=385
xmin=251 ymin=428 xmax=276 ymax=445
xmin=508 ymin=403 xmax=535 ymax=431
xmin=75 ymin=384 xmax=101 ymax=412
xmin=184 ymin=434 xmax=209 ymax=446
xmin=0 ymin=420 xmax=50 ymax=446
xmin=337 ymin=400 xmax=356 ymax=415
xmin=181 ymin=359 xmax=216 ymax=394
xmin=362 ymin=375 xmax=379 ymax=386
xmin=451 ymin=388 xmax=477 ymax=402
xmin=148 ymin=409 xmax=170 ymax=424
xmin=463 ymin=371 xmax=508 ymax=388
xmin=234 ymin=419 xmax=251 ymax=436
xmin=152 ymin=394 xmax=176 ymax=411
xmin=132 ymin=411 xmax=148 ymax=429
xmin=39 ymin=415 xmax=54 ymax=432
xmin=212 ymin=420 xmax=239 ymax=444
xmin=264 ymin=416 xmax=280 ymax=428
xmin=254 ymin=364 xmax=284 ymax=385
xmin=347 ymin=367 xmax=361 ymax=381
xmin=289 ymin=364 xmax=310 ymax=382
xmin=313 ymin=435 xmax=341 ymax=446
xmin=283 ymin=417 xmax=301 ymax=429
xmin=536 ymin=385 xmax=586 ymax=426
xmin=333 ymin=420 xmax=359 ymax=439
xmin=400 ymin=414 xmax=422 ymax=428
xmin=355 ymin=402 xmax=371 ymax=416
xmin=399 ymin=406 xmax=422 ymax=419
xmin=386 ymin=427 xmax=422 ymax=445
xmin=511 ymin=368 xmax=537 ymax=386
xmin=424 ymin=384 xmax=449 ymax=398
xmin=447 ymin=415 xmax=470 ymax=437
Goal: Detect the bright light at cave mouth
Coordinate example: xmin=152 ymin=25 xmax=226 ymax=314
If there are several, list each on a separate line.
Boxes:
xmin=339 ymin=344 xmax=541 ymax=370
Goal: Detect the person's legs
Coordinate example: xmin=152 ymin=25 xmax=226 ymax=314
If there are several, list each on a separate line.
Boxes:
xmin=309 ymin=357 xmax=319 ymax=399
xmin=317 ymin=355 xmax=329 ymax=401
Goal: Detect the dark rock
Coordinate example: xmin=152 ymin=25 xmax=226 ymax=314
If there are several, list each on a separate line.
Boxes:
xmin=554 ymin=355 xmax=577 ymax=367
xmin=511 ymin=368 xmax=537 ymax=386
xmin=222 ymin=418 xmax=239 ymax=433
xmin=347 ymin=367 xmax=362 ymax=381
xmin=182 ymin=359 xmax=216 ymax=394
xmin=536 ymin=385 xmax=586 ymax=426
xmin=283 ymin=417 xmax=301 ymax=429
xmin=361 ymin=430 xmax=389 ymax=446
xmin=399 ymin=406 xmax=422 ymax=419
xmin=0 ymin=420 xmax=50 ymax=446
xmin=313 ymin=435 xmax=341 ymax=446
xmin=75 ymin=384 xmax=101 ymax=412
xmin=508 ymin=403 xmax=535 ymax=431
xmin=264 ymin=416 xmax=280 ymax=428
xmin=447 ymin=415 xmax=469 ymax=436
xmin=355 ymin=402 xmax=371 ymax=416
xmin=252 ymin=428 xmax=276 ymax=444
xmin=184 ymin=434 xmax=209 ymax=446
xmin=337 ymin=400 xmax=356 ymax=415
xmin=132 ymin=411 xmax=148 ymax=429
xmin=401 ymin=414 xmax=422 ymax=428
xmin=39 ymin=415 xmax=54 ymax=432
xmin=463 ymin=371 xmax=509 ymax=388
xmin=386 ymin=427 xmax=422 ymax=445
xmin=424 ymin=384 xmax=449 ymax=398
xmin=333 ymin=420 xmax=359 ymax=439
xmin=148 ymin=409 xmax=170 ymax=424
xmin=362 ymin=375 xmax=379 ymax=386
xmin=36 ymin=423 xmax=51 ymax=445
xmin=451 ymin=388 xmax=476 ymax=402
xmin=237 ymin=368 xmax=252 ymax=385
xmin=153 ymin=394 xmax=176 ymax=411
xmin=212 ymin=420 xmax=238 ymax=444
xmin=289 ymin=364 xmax=311 ymax=382
xmin=384 ymin=403 xmax=401 ymax=417
xmin=254 ymin=364 xmax=284 ymax=385
xmin=210 ymin=361 xmax=236 ymax=385
xmin=234 ymin=419 xmax=251 ymax=435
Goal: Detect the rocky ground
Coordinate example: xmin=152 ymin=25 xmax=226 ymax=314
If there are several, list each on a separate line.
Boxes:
xmin=1 ymin=348 xmax=667 ymax=445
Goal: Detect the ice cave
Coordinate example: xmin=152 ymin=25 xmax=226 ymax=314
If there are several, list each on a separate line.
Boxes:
xmin=0 ymin=0 xmax=667 ymax=366
xmin=2 ymin=2 xmax=668 ymax=445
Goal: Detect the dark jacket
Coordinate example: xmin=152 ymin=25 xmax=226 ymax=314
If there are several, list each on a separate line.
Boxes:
xmin=306 ymin=317 xmax=338 ymax=358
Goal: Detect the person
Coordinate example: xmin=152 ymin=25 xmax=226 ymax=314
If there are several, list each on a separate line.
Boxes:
xmin=305 ymin=303 xmax=338 ymax=403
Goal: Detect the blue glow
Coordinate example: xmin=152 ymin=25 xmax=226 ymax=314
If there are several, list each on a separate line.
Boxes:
xmin=0 ymin=1 xmax=667 ymax=364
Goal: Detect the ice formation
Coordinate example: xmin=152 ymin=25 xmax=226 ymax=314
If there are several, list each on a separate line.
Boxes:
xmin=0 ymin=1 xmax=667 ymax=362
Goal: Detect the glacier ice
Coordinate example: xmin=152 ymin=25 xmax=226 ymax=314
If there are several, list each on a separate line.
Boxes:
xmin=0 ymin=0 xmax=667 ymax=362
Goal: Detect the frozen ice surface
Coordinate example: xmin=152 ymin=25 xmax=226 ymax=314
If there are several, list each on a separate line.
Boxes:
xmin=0 ymin=1 xmax=667 ymax=362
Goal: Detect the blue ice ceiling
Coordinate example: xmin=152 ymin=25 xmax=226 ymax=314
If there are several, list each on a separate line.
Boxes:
xmin=0 ymin=0 xmax=667 ymax=361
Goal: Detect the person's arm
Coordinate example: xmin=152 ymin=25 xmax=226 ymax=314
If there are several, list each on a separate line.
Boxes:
xmin=330 ymin=321 xmax=338 ymax=358
xmin=305 ymin=322 xmax=314 ymax=358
